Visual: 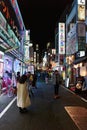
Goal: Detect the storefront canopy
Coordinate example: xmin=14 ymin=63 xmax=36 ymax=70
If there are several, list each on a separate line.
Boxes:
xmin=73 ymin=56 xmax=87 ymax=64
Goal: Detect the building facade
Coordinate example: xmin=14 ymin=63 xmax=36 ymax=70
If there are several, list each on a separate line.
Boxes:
xmin=0 ymin=0 xmax=26 ymax=95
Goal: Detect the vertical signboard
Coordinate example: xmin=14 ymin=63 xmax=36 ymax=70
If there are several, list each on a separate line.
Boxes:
xmin=58 ymin=23 xmax=65 ymax=54
xmin=0 ymin=51 xmax=4 ymax=77
xmin=78 ymin=23 xmax=86 ymax=50
xmin=77 ymin=0 xmax=86 ymax=51
xmin=24 ymin=30 xmax=30 ymax=62
xmin=66 ymin=25 xmax=77 ymax=55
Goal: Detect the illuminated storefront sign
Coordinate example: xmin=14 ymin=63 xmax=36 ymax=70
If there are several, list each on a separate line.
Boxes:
xmin=24 ymin=30 xmax=30 ymax=62
xmin=78 ymin=0 xmax=85 ymax=5
xmin=0 ymin=0 xmax=10 ymax=19
xmin=14 ymin=59 xmax=20 ymax=73
xmin=0 ymin=12 xmax=6 ymax=30
xmin=0 ymin=51 xmax=4 ymax=62
xmin=10 ymin=0 xmax=24 ymax=30
xmin=26 ymin=30 xmax=30 ymax=41
xmin=0 ymin=0 xmax=24 ymax=31
xmin=52 ymin=49 xmax=56 ymax=54
xmin=4 ymin=55 xmax=13 ymax=73
xmin=0 ymin=51 xmax=4 ymax=77
xmin=78 ymin=5 xmax=85 ymax=21
xmin=34 ymin=52 xmax=36 ymax=63
xmin=0 ymin=13 xmax=19 ymax=49
xmin=24 ymin=46 xmax=29 ymax=61
xmin=0 ymin=0 xmax=14 ymax=26
xmin=58 ymin=23 xmax=65 ymax=54
xmin=78 ymin=0 xmax=86 ymax=21
xmin=0 ymin=0 xmax=20 ymax=40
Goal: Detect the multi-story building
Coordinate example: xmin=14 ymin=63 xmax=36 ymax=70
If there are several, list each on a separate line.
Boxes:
xmin=66 ymin=0 xmax=87 ymax=88
xmin=0 ymin=0 xmax=25 ymax=78
xmin=55 ymin=0 xmax=87 ymax=90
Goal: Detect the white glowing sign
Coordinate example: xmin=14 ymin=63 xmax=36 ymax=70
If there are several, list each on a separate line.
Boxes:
xmin=24 ymin=46 xmax=29 ymax=60
xmin=0 ymin=51 xmax=4 ymax=62
xmin=59 ymin=23 xmax=65 ymax=54
xmin=78 ymin=0 xmax=85 ymax=5
xmin=24 ymin=30 xmax=30 ymax=61
xmin=26 ymin=30 xmax=30 ymax=41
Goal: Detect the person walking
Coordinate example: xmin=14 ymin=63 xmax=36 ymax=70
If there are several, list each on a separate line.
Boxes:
xmin=0 ymin=77 xmax=3 ymax=95
xmin=32 ymin=73 xmax=37 ymax=88
xmin=11 ymin=72 xmax=17 ymax=95
xmin=26 ymin=72 xmax=34 ymax=97
xmin=45 ymin=71 xmax=49 ymax=84
xmin=16 ymin=71 xmax=20 ymax=82
xmin=53 ymin=70 xmax=61 ymax=99
xmin=17 ymin=74 xmax=31 ymax=113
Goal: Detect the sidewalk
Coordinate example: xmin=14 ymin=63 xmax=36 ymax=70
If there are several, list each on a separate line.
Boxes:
xmin=0 ymin=93 xmax=16 ymax=113
xmin=68 ymin=85 xmax=87 ymax=101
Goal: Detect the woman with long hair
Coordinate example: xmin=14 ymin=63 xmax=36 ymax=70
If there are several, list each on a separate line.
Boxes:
xmin=17 ymin=74 xmax=31 ymax=113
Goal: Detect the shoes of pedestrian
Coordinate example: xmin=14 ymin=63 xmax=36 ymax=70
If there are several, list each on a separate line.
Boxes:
xmin=19 ymin=108 xmax=28 ymax=113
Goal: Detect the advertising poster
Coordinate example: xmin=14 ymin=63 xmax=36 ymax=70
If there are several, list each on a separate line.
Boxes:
xmin=78 ymin=5 xmax=85 ymax=21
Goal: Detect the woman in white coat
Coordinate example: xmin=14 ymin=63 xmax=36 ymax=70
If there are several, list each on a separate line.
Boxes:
xmin=17 ymin=74 xmax=31 ymax=113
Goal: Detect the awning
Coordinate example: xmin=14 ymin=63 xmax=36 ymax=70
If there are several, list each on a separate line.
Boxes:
xmin=73 ymin=56 xmax=87 ymax=64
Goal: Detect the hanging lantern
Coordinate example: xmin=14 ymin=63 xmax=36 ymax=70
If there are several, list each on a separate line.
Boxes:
xmin=80 ymin=66 xmax=87 ymax=76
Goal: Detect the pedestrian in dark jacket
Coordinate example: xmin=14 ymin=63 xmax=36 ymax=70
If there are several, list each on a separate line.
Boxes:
xmin=32 ymin=73 xmax=37 ymax=88
xmin=16 ymin=71 xmax=20 ymax=82
xmin=53 ymin=70 xmax=61 ymax=99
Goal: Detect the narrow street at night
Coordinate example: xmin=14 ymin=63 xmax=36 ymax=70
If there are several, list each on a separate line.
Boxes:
xmin=0 ymin=80 xmax=87 ymax=130
xmin=0 ymin=1 xmax=87 ymax=129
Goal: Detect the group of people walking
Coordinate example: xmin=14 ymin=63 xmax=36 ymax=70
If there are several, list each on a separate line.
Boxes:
xmin=16 ymin=70 xmax=62 ymax=113
xmin=17 ymin=71 xmax=37 ymax=113
xmin=0 ymin=69 xmax=62 ymax=113
xmin=17 ymin=70 xmax=62 ymax=113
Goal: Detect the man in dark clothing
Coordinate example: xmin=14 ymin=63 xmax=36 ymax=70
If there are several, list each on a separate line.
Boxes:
xmin=16 ymin=72 xmax=20 ymax=82
xmin=53 ymin=70 xmax=61 ymax=99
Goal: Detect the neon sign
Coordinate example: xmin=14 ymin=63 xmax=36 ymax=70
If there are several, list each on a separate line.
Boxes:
xmin=10 ymin=0 xmax=24 ymax=30
xmin=59 ymin=23 xmax=65 ymax=54
xmin=0 ymin=0 xmax=10 ymax=19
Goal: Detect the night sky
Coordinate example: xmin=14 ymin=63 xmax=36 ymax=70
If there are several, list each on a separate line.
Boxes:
xmin=17 ymin=0 xmax=73 ymax=52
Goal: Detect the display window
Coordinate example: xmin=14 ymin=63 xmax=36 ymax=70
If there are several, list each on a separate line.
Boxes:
xmin=14 ymin=59 xmax=21 ymax=74
xmin=4 ymin=55 xmax=13 ymax=73
xmin=0 ymin=62 xmax=4 ymax=77
xmin=0 ymin=51 xmax=4 ymax=77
